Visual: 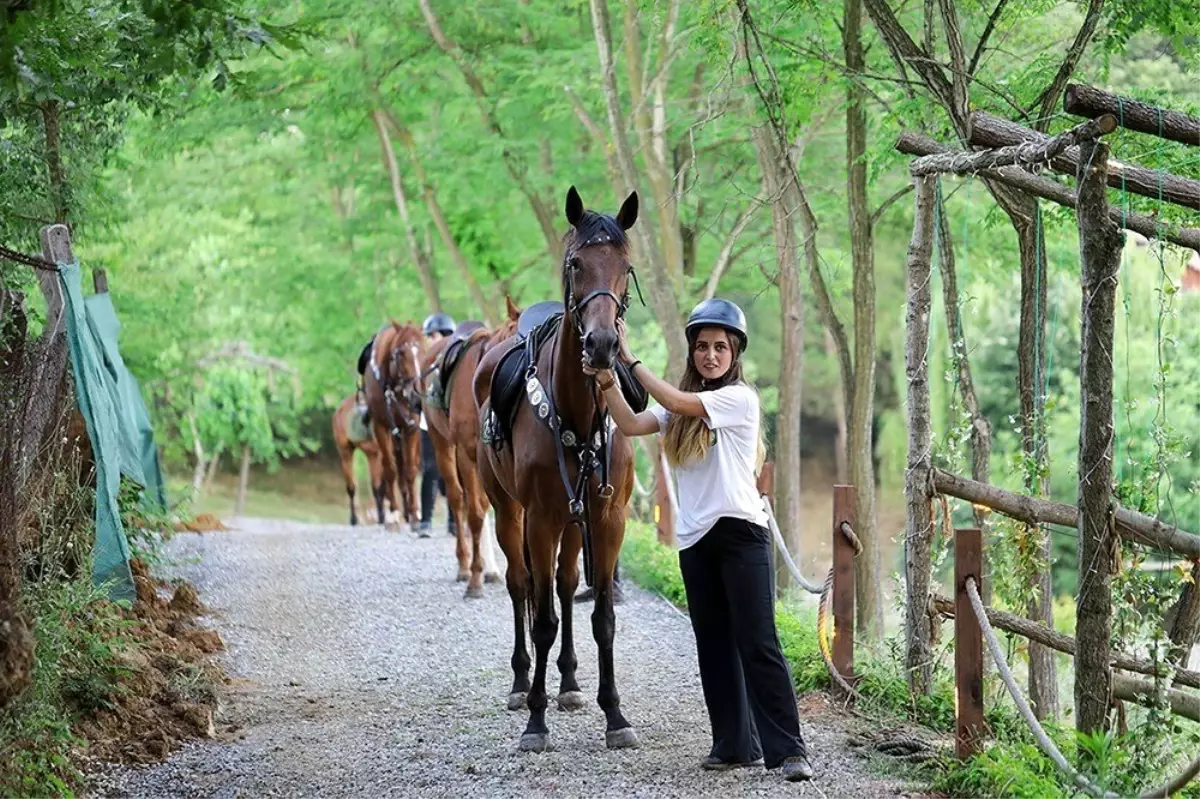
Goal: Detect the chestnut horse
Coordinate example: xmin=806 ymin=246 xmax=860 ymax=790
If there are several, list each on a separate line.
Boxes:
xmin=331 ymin=393 xmax=385 ymax=526
xmin=362 ymin=321 xmax=423 ymax=530
xmin=475 ymin=186 xmax=641 ymax=753
xmin=421 ymin=299 xmax=522 ymax=597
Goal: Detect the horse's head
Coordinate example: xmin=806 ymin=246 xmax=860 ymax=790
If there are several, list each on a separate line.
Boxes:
xmin=384 ymin=321 xmax=424 ymax=421
xmin=562 ymin=186 xmax=638 ymax=370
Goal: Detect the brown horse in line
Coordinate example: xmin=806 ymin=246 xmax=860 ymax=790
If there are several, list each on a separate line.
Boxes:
xmin=421 ymin=299 xmax=522 ymax=597
xmin=475 ymin=186 xmax=639 ymax=753
xmin=331 ymin=393 xmax=385 ymax=526
xmin=362 ymin=321 xmax=424 ymax=530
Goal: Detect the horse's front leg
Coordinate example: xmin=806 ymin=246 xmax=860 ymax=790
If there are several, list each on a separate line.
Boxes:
xmin=592 ymin=515 xmax=638 ymax=749
xmin=555 ymin=524 xmax=585 ymax=711
xmin=520 ymin=516 xmax=559 ymax=753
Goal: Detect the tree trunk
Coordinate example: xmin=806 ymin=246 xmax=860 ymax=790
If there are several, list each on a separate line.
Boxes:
xmin=905 ymin=176 xmax=937 ymax=697
xmin=387 ymin=111 xmax=495 ymax=325
xmin=1075 ymin=137 xmax=1121 ymax=738
xmin=371 ymin=110 xmax=441 ymax=312
xmin=827 ymin=329 xmax=849 ymax=483
xmin=934 ymin=188 xmax=992 ymax=596
xmin=1167 ymin=563 xmax=1200 ymax=667
xmin=1008 ymin=195 xmax=1060 ymax=721
xmin=844 ymin=0 xmax=881 ymax=638
xmin=589 ymin=0 xmax=687 ymax=382
xmin=42 ymin=100 xmax=68 ymax=224
xmin=418 ymin=0 xmax=563 ymax=264
xmin=203 ymin=445 xmax=223 ymax=496
xmin=235 ymin=444 xmax=252 ymax=518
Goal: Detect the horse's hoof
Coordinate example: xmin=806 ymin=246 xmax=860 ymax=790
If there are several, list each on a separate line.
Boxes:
xmin=456 ymin=571 xmax=470 ymax=583
xmin=506 ymin=692 xmax=527 ymax=711
xmin=384 ymin=522 xmax=401 ymax=533
xmin=464 ymin=584 xmax=484 ymax=600
xmin=518 ymin=732 xmax=550 ymax=753
xmin=606 ymin=727 xmax=640 ymax=750
xmin=556 ymin=691 xmax=586 ymax=712
xmin=484 ymin=572 xmax=502 ymax=584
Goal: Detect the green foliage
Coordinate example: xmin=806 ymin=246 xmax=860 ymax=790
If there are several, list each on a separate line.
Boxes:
xmin=0 ymin=578 xmax=135 ymax=797
xmin=619 ymin=522 xmax=688 ymax=609
xmin=192 ymin=364 xmax=313 ymax=470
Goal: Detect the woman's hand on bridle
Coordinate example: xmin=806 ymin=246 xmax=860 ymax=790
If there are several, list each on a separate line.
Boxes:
xmin=581 ymin=361 xmax=618 ymax=392
xmin=615 ymin=319 xmax=635 ymax=366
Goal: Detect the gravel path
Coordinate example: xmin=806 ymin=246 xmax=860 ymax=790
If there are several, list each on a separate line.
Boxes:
xmin=90 ymin=517 xmax=922 ymax=798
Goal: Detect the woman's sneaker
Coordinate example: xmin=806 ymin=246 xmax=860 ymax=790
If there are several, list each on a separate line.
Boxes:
xmin=781 ymin=754 xmax=814 ymax=782
xmin=701 ymin=756 xmax=764 ymax=771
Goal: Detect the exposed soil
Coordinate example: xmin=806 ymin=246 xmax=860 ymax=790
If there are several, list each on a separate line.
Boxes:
xmin=74 ymin=559 xmax=226 ymax=771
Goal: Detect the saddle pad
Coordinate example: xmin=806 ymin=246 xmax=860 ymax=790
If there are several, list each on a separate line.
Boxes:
xmin=427 ymin=328 xmax=485 ymax=410
xmin=346 ymin=405 xmax=373 ymax=444
xmin=489 ymin=314 xmax=648 ymax=445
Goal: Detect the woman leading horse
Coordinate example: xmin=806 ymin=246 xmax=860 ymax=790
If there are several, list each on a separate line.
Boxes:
xmin=474 ymin=186 xmax=639 ymax=753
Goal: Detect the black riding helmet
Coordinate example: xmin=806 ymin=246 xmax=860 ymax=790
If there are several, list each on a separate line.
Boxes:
xmin=422 ymin=312 xmax=456 ymax=337
xmin=684 ymin=298 xmax=748 ymax=349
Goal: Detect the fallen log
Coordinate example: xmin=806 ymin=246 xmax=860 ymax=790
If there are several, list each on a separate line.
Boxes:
xmin=932 ymin=468 xmax=1200 ymax=561
xmin=1064 ymin=83 xmax=1200 ymax=147
xmin=895 ymin=132 xmax=1200 ymax=251
xmin=1112 ymin=674 xmax=1200 ymax=723
xmin=969 ymin=111 xmax=1200 ymax=212
xmin=931 ymin=595 xmax=1200 ymax=690
xmin=911 ymin=115 xmax=1116 ymax=177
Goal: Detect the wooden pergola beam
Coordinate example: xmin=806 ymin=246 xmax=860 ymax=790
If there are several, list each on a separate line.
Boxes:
xmin=911 ymin=115 xmax=1116 ymax=177
xmin=1065 ymin=83 xmax=1200 ymax=147
xmin=931 ymin=595 xmax=1200 ymax=690
xmin=931 ymin=468 xmax=1200 ymax=560
xmin=895 ymin=132 xmax=1200 ymax=251
xmin=969 ymin=111 xmax=1200 ymax=212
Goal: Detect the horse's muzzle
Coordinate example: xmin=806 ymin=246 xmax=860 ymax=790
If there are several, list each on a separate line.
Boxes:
xmin=583 ymin=329 xmax=619 ymax=370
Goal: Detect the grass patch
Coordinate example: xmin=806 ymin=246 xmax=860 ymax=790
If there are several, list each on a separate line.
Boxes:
xmin=0 ymin=578 xmax=135 ymax=797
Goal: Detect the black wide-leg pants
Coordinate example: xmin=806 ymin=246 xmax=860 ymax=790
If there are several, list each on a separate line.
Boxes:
xmin=678 ymin=516 xmax=807 ymax=768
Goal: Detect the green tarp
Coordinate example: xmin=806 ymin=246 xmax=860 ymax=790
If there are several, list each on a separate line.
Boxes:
xmin=59 ymin=261 xmax=167 ymax=602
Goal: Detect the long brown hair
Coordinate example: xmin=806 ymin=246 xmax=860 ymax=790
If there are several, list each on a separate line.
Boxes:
xmin=662 ymin=329 xmax=766 ymax=472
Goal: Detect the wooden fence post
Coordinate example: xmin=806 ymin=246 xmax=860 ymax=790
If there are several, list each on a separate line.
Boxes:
xmin=92 ymin=268 xmax=108 ymax=294
xmin=955 ymin=527 xmax=984 ymax=759
xmin=833 ymin=484 xmax=857 ymax=689
xmin=654 ymin=450 xmax=675 ymax=547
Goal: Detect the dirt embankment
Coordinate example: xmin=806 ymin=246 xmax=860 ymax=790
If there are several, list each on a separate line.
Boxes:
xmin=77 ymin=559 xmax=226 ymax=769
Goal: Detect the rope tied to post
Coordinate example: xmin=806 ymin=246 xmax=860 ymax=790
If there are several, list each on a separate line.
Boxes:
xmin=0 ymin=244 xmax=59 ymax=272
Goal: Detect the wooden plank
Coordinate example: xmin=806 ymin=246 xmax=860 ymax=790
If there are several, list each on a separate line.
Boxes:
xmin=955 ymin=528 xmax=984 ymax=759
xmin=932 ymin=594 xmax=1200 ymax=691
xmin=1065 ymin=83 xmax=1200 ymax=147
xmin=895 ymin=132 xmax=1200 ymax=251
xmin=1075 ymin=137 xmax=1121 ymax=737
xmin=911 ymin=114 xmax=1117 ymax=177
xmin=969 ymin=111 xmax=1200 ymax=211
xmin=832 ymin=484 xmax=857 ymax=692
xmin=905 ymin=176 xmax=936 ymax=697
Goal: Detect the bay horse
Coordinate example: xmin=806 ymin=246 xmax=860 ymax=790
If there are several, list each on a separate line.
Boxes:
xmin=362 ymin=321 xmax=423 ymax=531
xmin=331 ymin=393 xmax=385 ymax=526
xmin=475 ymin=186 xmax=644 ymax=753
xmin=420 ymin=299 xmax=522 ymax=598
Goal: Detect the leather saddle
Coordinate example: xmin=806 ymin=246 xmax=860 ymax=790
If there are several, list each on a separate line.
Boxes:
xmin=486 ymin=312 xmax=648 ymax=446
xmin=425 ymin=321 xmax=487 ymax=409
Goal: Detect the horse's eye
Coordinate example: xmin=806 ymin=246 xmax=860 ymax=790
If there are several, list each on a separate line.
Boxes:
xmin=569 ymin=256 xmax=583 ymax=271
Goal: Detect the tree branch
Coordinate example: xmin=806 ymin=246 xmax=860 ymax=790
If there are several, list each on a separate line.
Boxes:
xmin=870 ymin=184 xmax=914 ymax=225
xmin=968 ymin=0 xmax=1010 ymax=75
xmin=704 ymin=199 xmax=762 ymax=300
xmin=1033 ymin=0 xmax=1103 ymax=132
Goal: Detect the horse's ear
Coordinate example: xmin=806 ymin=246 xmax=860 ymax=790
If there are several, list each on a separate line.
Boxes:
xmin=616 ymin=191 xmax=638 ymax=230
xmin=505 ymin=295 xmax=521 ymax=322
xmin=565 ymin=186 xmax=584 ymax=227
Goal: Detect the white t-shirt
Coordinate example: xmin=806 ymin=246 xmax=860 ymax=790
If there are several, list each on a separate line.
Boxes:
xmin=650 ymin=383 xmax=768 ymax=549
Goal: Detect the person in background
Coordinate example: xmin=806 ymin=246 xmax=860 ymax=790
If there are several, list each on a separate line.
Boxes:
xmin=418 ymin=312 xmax=457 ymax=539
xmin=582 ymin=298 xmax=814 ymax=783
